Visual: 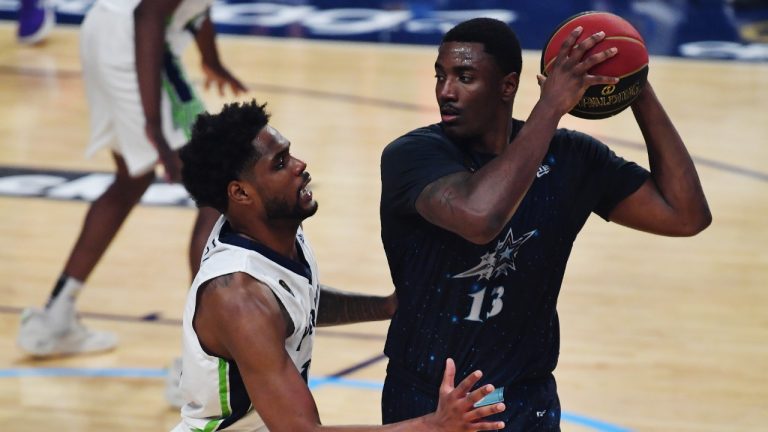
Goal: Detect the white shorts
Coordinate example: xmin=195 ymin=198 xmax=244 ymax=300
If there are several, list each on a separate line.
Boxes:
xmin=79 ymin=2 xmax=204 ymax=177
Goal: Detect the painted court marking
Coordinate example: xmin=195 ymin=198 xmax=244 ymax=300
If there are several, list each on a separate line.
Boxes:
xmin=0 ymin=305 xmax=632 ymax=430
xmin=0 ymin=367 xmax=632 ymax=431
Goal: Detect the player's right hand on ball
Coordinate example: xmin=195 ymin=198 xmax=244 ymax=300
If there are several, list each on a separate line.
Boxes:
xmin=425 ymin=358 xmax=506 ymax=431
xmin=539 ymin=26 xmax=619 ymax=116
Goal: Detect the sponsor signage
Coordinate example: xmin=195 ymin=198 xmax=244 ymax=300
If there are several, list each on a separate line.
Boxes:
xmin=0 ymin=0 xmax=766 ymax=60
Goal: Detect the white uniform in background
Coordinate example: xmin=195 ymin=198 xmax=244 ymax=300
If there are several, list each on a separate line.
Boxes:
xmin=172 ymin=216 xmax=320 ymax=432
xmin=79 ymin=0 xmax=212 ymax=176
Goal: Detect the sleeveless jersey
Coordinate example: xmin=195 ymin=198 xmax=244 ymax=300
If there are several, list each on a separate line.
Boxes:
xmin=173 ymin=216 xmax=320 ymax=432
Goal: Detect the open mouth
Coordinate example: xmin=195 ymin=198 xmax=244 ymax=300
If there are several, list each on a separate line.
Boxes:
xmin=299 ymin=174 xmax=313 ymax=201
xmin=440 ymin=104 xmax=460 ymax=123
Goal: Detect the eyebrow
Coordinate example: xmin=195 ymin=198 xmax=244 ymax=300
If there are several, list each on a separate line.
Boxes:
xmin=434 ymin=63 xmax=477 ymax=73
xmin=270 ymin=143 xmax=290 ymax=161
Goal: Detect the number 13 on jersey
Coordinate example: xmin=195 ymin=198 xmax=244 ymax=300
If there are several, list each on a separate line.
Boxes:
xmin=465 ymin=286 xmax=504 ymax=322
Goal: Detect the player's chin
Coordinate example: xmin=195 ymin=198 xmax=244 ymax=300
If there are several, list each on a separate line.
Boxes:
xmin=441 ymin=121 xmax=473 ymax=141
xmin=302 ymin=201 xmax=319 ymax=218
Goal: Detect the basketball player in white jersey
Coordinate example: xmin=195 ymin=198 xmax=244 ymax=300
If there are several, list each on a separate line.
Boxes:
xmin=173 ymin=99 xmax=506 ymax=431
xmin=17 ymin=0 xmax=244 ymax=355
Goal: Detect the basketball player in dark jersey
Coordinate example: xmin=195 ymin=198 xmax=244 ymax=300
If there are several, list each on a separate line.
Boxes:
xmin=380 ymin=18 xmax=710 ymax=430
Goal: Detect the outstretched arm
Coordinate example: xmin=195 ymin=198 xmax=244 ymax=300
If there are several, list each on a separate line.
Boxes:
xmin=608 ymin=83 xmax=711 ymax=236
xmin=316 ymin=285 xmax=396 ymax=326
xmin=194 ymin=273 xmax=505 ymax=432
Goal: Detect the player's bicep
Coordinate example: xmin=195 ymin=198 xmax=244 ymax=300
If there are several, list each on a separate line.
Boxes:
xmin=381 ymin=135 xmax=467 ymax=216
xmin=199 ymin=275 xmax=321 ymax=431
xmin=608 ymin=179 xmax=680 ymax=235
xmin=415 ymin=171 xmax=498 ymax=242
xmin=416 ymin=171 xmax=464 ymax=219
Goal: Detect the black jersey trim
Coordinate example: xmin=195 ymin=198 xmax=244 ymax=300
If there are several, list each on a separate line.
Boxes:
xmin=218 ymin=221 xmax=313 ymax=281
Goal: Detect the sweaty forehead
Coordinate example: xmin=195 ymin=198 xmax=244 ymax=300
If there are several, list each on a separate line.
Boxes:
xmin=254 ymin=125 xmax=289 ymax=155
xmin=437 ymin=42 xmax=489 ymax=67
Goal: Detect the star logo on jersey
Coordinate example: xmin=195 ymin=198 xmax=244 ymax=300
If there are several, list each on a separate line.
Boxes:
xmin=536 ymin=164 xmax=551 ymax=178
xmin=452 ymin=228 xmax=537 ymax=281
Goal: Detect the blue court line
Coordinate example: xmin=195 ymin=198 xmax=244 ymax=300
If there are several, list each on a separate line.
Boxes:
xmin=0 ymin=367 xmax=165 ymax=378
xmin=0 ymin=367 xmax=632 ymax=431
xmin=309 ymin=376 xmax=384 ymax=390
xmin=561 ymin=412 xmax=633 ymax=432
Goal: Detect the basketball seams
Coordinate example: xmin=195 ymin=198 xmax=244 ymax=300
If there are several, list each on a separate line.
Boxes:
xmin=542 ymin=30 xmax=647 ymax=76
xmin=613 ymin=63 xmax=649 ymax=80
xmin=543 ymin=59 xmax=648 ymax=79
xmin=540 ymin=11 xmax=649 ymax=119
xmin=604 ymin=35 xmax=646 ymax=45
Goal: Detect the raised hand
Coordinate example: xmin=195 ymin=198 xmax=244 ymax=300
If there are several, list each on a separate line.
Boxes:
xmin=538 ymin=26 xmax=620 ymax=116
xmin=424 ymin=358 xmax=506 ymax=431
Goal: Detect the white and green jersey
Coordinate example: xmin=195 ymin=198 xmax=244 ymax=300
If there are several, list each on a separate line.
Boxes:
xmin=80 ymin=0 xmax=211 ymax=176
xmin=173 ymin=216 xmax=320 ymax=432
xmin=97 ymin=0 xmax=213 ymax=56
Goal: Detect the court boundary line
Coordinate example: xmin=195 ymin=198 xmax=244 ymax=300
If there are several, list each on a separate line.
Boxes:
xmin=0 ymin=366 xmax=633 ymax=431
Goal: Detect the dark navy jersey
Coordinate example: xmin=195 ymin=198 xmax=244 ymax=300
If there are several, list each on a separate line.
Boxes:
xmin=379 ymin=121 xmax=649 ymax=394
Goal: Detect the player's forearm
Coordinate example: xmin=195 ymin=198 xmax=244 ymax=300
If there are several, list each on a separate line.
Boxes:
xmin=316 ymin=285 xmax=395 ymax=326
xmin=461 ymin=107 xmax=560 ymax=241
xmin=134 ymin=0 xmax=178 ymax=141
xmin=632 ymin=83 xmax=711 ymax=234
xmin=194 ymin=13 xmax=222 ymax=67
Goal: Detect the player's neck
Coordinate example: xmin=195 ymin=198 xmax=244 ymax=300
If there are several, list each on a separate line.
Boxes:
xmin=470 ymin=117 xmax=516 ymax=155
xmin=234 ymin=221 xmax=300 ymax=261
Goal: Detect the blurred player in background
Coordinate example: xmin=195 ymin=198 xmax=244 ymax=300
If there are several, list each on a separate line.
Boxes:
xmin=16 ymin=0 xmax=246 ymax=406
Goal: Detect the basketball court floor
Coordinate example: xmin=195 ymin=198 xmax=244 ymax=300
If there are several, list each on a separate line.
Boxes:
xmin=0 ymin=10 xmax=766 ymax=432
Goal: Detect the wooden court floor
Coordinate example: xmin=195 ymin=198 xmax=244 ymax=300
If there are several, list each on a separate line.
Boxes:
xmin=0 ymin=23 xmax=766 ymax=431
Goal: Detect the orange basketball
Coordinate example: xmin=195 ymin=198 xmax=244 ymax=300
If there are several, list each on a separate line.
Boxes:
xmin=540 ymin=11 xmax=649 ymax=119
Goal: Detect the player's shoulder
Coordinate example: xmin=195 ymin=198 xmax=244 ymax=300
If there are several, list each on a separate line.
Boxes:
xmin=508 ymin=117 xmax=596 ymax=154
xmin=382 ymin=123 xmax=456 ymax=162
xmin=550 ymin=126 xmax=608 ymax=157
xmin=385 ymin=124 xmax=449 ymax=150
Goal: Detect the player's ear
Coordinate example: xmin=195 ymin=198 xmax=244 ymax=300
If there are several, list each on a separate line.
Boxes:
xmin=228 ymin=180 xmax=251 ymax=205
xmin=501 ymin=71 xmax=519 ymax=101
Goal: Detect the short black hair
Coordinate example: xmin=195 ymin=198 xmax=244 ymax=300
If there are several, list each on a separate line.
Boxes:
xmin=180 ymin=100 xmax=271 ymax=214
xmin=442 ymin=17 xmax=522 ymax=75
